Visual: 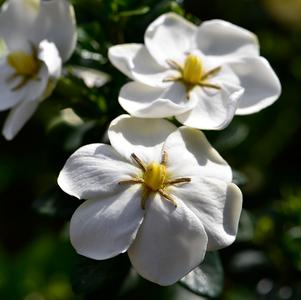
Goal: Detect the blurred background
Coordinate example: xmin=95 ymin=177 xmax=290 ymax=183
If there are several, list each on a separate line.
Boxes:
xmin=0 ymin=0 xmax=300 ymax=299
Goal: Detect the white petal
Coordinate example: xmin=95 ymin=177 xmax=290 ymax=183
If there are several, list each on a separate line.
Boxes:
xmin=0 ymin=53 xmax=50 ymax=106
xmin=2 ymin=100 xmax=39 ymax=140
xmin=23 ymin=63 xmax=49 ymax=102
xmin=119 ymin=81 xmax=197 ymax=118
xmin=145 ymin=12 xmax=197 ymax=67
xmin=70 ymin=185 xmax=145 ymax=260
xmin=30 ymin=0 xmax=77 ymax=61
xmin=170 ymin=178 xmax=242 ymax=250
xmin=128 ymin=194 xmax=207 ymax=286
xmin=108 ymin=44 xmax=172 ymax=87
xmin=176 ymin=81 xmax=243 ymax=130
xmin=38 ymin=40 xmax=62 ymax=79
xmin=0 ymin=61 xmax=27 ymax=110
xmin=108 ymin=115 xmax=177 ymax=164
xmin=0 ymin=0 xmax=39 ymax=51
xmin=229 ymin=56 xmax=281 ymax=115
xmin=58 ymin=143 xmax=140 ymax=200
xmin=163 ymin=127 xmax=232 ymax=182
xmin=196 ymin=19 xmax=259 ymax=61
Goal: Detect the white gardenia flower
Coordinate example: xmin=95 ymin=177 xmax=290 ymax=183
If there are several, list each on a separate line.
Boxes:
xmin=58 ymin=115 xmax=243 ymax=286
xmin=0 ymin=0 xmax=77 ymax=140
xmin=109 ymin=13 xmax=281 ymax=130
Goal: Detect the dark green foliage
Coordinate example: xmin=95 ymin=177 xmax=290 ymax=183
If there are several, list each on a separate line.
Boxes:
xmin=71 ymin=254 xmax=131 ymax=298
xmin=180 ymin=252 xmax=224 ymax=299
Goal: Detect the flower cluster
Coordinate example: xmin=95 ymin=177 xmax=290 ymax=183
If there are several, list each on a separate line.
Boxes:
xmin=0 ymin=2 xmax=281 ymax=287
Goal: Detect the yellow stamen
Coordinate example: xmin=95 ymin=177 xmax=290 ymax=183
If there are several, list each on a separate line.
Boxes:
xmin=158 ymin=189 xmax=177 ymax=207
xmin=117 ymin=153 xmax=191 ymax=210
xmin=161 ymin=151 xmax=168 ymax=166
xmin=182 ymin=54 xmax=203 ymax=85
xmin=165 ymin=178 xmax=191 ymax=186
xmin=7 ymin=51 xmax=39 ymax=76
xmin=143 ymin=162 xmax=166 ymax=191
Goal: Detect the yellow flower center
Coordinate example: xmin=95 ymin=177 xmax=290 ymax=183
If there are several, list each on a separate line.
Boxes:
xmin=7 ymin=51 xmax=40 ymax=76
xmin=182 ymin=54 xmax=203 ymax=85
xmin=164 ymin=55 xmax=221 ymax=99
xmin=143 ymin=162 xmax=167 ymax=191
xmin=119 ymin=152 xmax=191 ymax=209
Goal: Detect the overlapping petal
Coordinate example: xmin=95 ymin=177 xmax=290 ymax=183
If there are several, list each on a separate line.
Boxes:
xmin=38 ymin=40 xmax=62 ymax=79
xmin=145 ymin=12 xmax=197 ymax=67
xmin=108 ymin=44 xmax=172 ymax=87
xmin=30 ymin=0 xmax=77 ymax=62
xmin=170 ymin=178 xmax=242 ymax=251
xmin=196 ymin=19 xmax=259 ymax=60
xmin=0 ymin=0 xmax=76 ymax=61
xmin=0 ymin=61 xmax=27 ymax=110
xmin=70 ymin=185 xmax=145 ymax=260
xmin=119 ymin=81 xmax=197 ymax=118
xmin=58 ymin=143 xmax=140 ymax=200
xmin=128 ymin=194 xmax=207 ymax=286
xmin=163 ymin=127 xmax=232 ymax=182
xmin=108 ymin=115 xmax=177 ymax=164
xmin=0 ymin=0 xmax=39 ymax=51
xmin=0 ymin=59 xmax=48 ymax=110
xmin=176 ymin=81 xmax=243 ymax=130
xmin=22 ymin=63 xmax=49 ymax=101
xmin=229 ymin=56 xmax=282 ymax=115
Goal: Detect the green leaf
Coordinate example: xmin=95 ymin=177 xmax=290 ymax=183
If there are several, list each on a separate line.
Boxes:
xmin=232 ymin=170 xmax=248 ymax=186
xmin=179 ymin=252 xmax=224 ymax=299
xmin=118 ymin=6 xmax=150 ymax=17
xmin=33 ymin=187 xmax=79 ymax=219
xmin=71 ymin=254 xmax=131 ymax=297
xmin=213 ymin=122 xmax=249 ymax=151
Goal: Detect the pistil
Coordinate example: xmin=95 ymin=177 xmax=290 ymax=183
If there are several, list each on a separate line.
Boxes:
xmin=182 ymin=54 xmax=203 ymax=85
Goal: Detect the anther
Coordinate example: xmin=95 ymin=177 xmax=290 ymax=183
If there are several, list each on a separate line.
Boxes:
xmin=118 ymin=178 xmax=144 ymax=185
xmin=161 ymin=151 xmax=168 ymax=166
xmin=202 ymin=66 xmax=221 ymax=80
xmin=158 ymin=189 xmax=177 ymax=207
xmin=131 ymin=153 xmax=147 ymax=171
xmin=165 ymin=177 xmax=191 ymax=186
xmin=166 ymin=59 xmax=182 ymax=71
xmin=198 ymin=82 xmax=221 ymax=90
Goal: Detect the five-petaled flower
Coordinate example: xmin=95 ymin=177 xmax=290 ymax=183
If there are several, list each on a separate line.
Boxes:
xmin=109 ymin=13 xmax=281 ymax=130
xmin=58 ymin=115 xmax=243 ymax=286
xmin=0 ymin=0 xmax=76 ymax=140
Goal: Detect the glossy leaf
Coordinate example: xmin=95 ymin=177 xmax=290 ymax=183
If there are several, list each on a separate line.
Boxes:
xmin=180 ymin=252 xmax=223 ymax=299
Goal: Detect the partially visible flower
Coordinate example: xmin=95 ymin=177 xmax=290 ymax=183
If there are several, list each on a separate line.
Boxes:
xmin=67 ymin=65 xmax=110 ymax=88
xmin=0 ymin=0 xmax=76 ymax=140
xmin=109 ymin=13 xmax=281 ymax=130
xmin=58 ymin=115 xmax=242 ymax=286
